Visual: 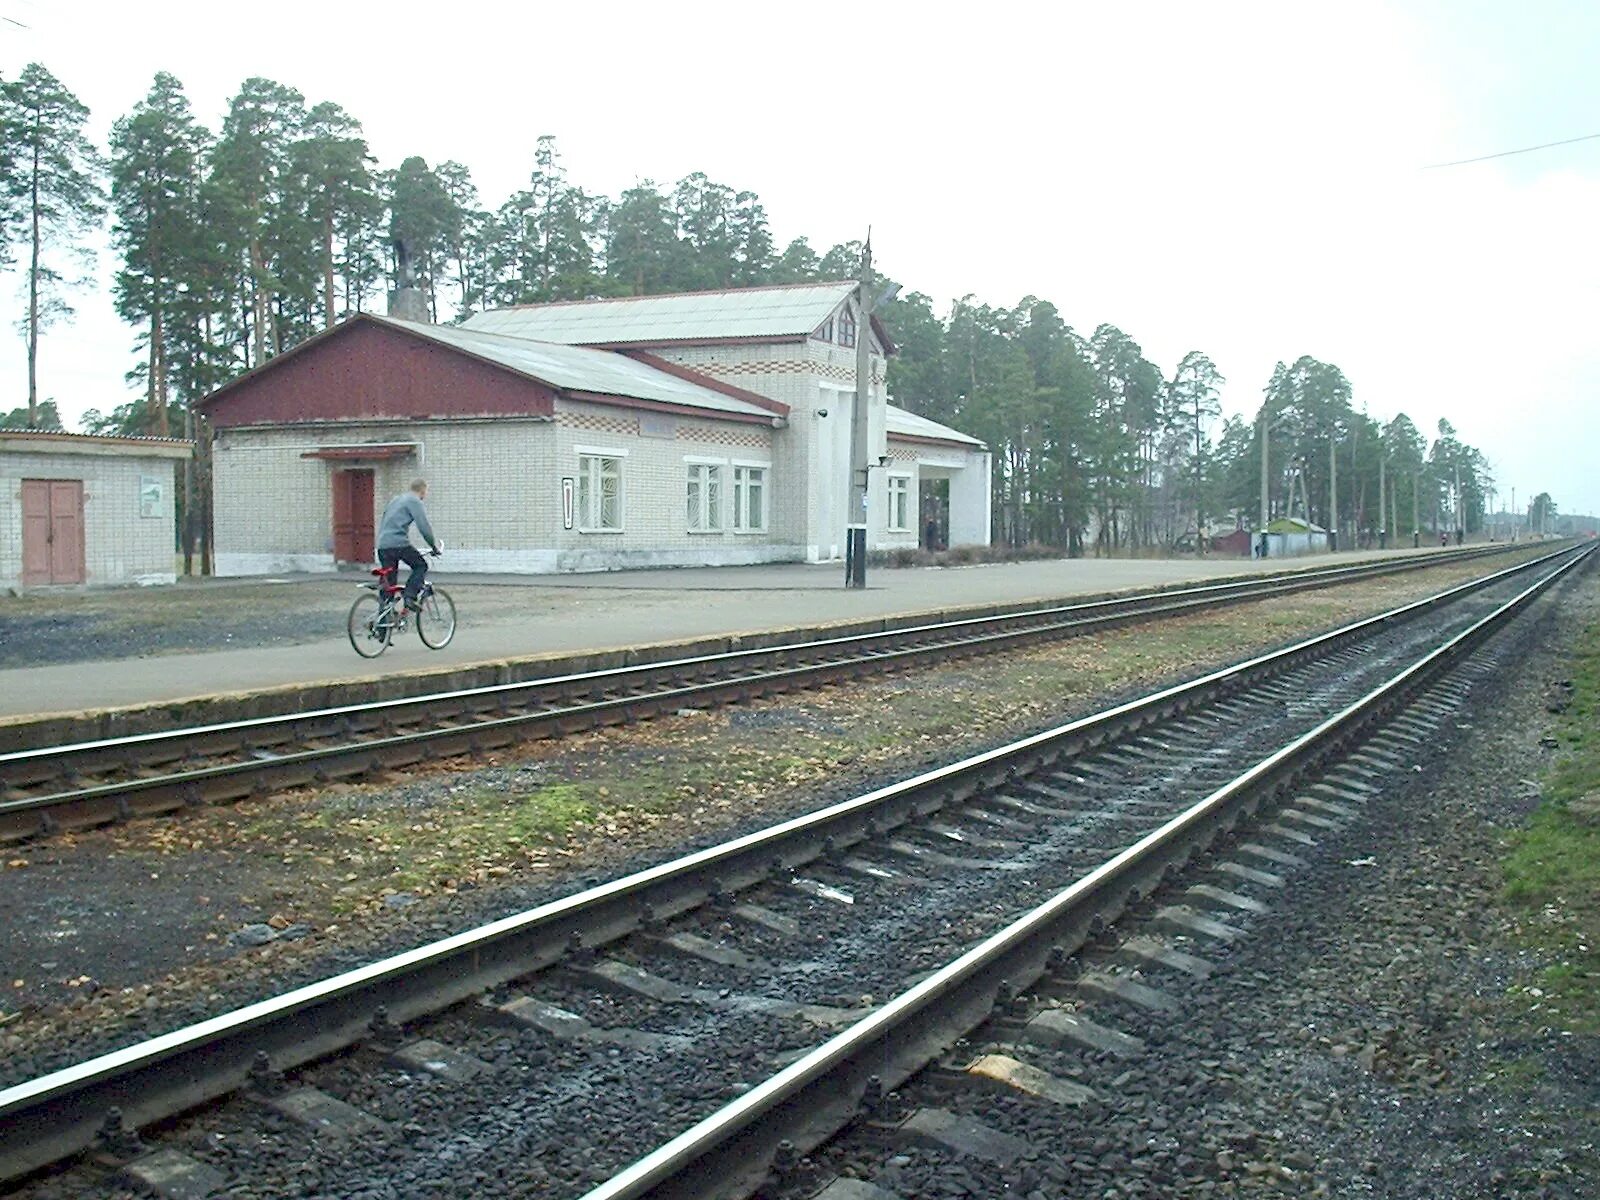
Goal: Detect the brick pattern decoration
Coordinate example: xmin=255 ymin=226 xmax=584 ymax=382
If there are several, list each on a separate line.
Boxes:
xmin=552 ymin=410 xmax=768 ymax=448
xmin=676 ymin=424 xmax=770 ymax=449
xmin=694 ymin=359 xmax=885 ymax=386
xmin=556 ymin=411 xmax=638 ymax=436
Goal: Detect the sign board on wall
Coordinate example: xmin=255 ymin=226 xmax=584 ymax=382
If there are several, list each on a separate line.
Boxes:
xmin=561 ymin=476 xmax=575 ymax=530
xmin=139 ymin=475 xmax=163 ymax=518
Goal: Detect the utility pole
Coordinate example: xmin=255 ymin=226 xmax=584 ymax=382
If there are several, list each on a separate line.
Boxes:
xmin=1328 ymin=438 xmax=1338 ymax=552
xmin=1390 ymin=473 xmax=1399 ymax=549
xmin=1258 ymin=408 xmax=1270 ymax=559
xmin=1453 ymin=462 xmax=1463 ymax=544
xmin=1412 ymin=473 xmax=1419 ymax=547
xmin=845 ymin=236 xmax=879 ymax=589
xmin=1378 ymin=456 xmax=1387 ymax=550
xmin=1511 ymin=487 xmax=1517 ymax=542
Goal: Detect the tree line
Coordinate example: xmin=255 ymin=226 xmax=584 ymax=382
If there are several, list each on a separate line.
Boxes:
xmin=0 ymin=63 xmax=1545 ymax=557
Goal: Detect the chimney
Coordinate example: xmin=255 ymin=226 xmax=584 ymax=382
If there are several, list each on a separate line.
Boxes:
xmin=388 ymin=234 xmax=430 ymax=323
xmin=388 ymin=286 xmax=429 ymax=323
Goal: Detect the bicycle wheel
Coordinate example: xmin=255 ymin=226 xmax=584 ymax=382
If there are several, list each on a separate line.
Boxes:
xmin=415 ymin=585 xmax=456 ymax=649
xmin=347 ymin=592 xmax=393 ymax=658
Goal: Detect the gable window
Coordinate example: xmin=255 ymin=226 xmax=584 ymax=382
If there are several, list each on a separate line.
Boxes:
xmin=577 ymin=452 xmax=623 ymax=531
xmin=838 ymin=306 xmax=857 ymax=348
xmin=814 ymin=317 xmax=834 ymax=342
xmin=733 ymin=463 xmax=768 ymax=532
xmin=686 ymin=461 xmax=723 ymax=532
xmin=886 ymin=474 xmax=911 ymax=532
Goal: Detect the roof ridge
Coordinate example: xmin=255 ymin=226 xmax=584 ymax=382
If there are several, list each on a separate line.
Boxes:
xmin=485 ymin=279 xmax=857 ymax=314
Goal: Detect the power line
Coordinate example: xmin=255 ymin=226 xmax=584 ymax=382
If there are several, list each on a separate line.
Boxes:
xmin=1423 ymin=132 xmax=1600 ymax=169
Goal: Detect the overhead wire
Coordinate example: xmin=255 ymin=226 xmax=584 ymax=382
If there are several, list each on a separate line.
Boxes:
xmin=1424 ymin=132 xmax=1600 ymax=169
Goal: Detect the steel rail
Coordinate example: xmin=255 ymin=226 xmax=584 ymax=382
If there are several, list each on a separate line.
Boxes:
xmin=0 ymin=544 xmax=1584 ymax=1183
xmin=1 ymin=544 xmax=1509 ymax=766
xmin=577 ymin=543 xmax=1596 ymax=1200
xmin=0 ymin=544 xmax=1530 ymax=841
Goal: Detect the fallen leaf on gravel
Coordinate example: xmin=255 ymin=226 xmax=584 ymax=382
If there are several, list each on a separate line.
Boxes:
xmin=6 ymin=859 xmax=27 ymax=868
xmin=267 ymin=914 xmax=291 ymax=930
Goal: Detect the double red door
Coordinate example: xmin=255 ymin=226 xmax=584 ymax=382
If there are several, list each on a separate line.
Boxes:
xmin=21 ymin=479 xmax=85 ymax=585
xmin=331 ymin=469 xmax=375 ymax=564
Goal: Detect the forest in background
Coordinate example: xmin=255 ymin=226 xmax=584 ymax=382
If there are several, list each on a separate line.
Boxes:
xmin=0 ymin=63 xmax=1573 ymax=564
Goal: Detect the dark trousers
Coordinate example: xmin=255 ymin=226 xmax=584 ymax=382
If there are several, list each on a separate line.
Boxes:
xmin=378 ymin=545 xmax=428 ymax=608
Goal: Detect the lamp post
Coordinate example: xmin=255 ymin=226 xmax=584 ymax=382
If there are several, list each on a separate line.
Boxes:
xmin=844 ymin=238 xmax=898 ymax=589
xmin=1258 ymin=407 xmax=1272 ymax=559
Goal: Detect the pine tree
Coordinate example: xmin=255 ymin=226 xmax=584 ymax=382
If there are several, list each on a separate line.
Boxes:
xmin=209 ymin=78 xmax=306 ymax=364
xmin=290 ymin=101 xmax=375 ymax=330
xmin=2 ymin=63 xmax=105 ymax=428
xmin=109 ymin=72 xmax=210 ymax=437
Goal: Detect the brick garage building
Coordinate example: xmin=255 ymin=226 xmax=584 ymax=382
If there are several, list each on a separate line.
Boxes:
xmin=0 ymin=430 xmax=192 ymax=588
xmin=198 ymin=282 xmax=991 ymax=575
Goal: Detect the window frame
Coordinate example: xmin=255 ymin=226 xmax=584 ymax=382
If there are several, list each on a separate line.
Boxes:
xmin=575 ymin=446 xmax=627 ymax=533
xmin=837 ymin=306 xmax=857 ymax=348
xmin=685 ymin=456 xmax=726 ymax=534
xmin=731 ymin=460 xmax=770 ymax=534
xmin=886 ymin=472 xmax=912 ymax=532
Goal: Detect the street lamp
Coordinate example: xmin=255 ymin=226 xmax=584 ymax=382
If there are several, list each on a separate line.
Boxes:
xmin=844 ymin=238 xmax=899 ymax=589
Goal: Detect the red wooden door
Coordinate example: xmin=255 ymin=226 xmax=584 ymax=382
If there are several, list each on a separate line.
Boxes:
xmin=20 ymin=480 xmax=51 ymax=584
xmin=332 ymin=469 xmax=375 ymax=563
xmin=49 ymin=481 xmax=85 ymax=584
xmin=20 ymin=479 xmax=84 ymax=584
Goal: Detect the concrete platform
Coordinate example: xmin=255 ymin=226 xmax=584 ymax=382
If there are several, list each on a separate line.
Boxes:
xmin=0 ymin=547 xmax=1460 ymax=725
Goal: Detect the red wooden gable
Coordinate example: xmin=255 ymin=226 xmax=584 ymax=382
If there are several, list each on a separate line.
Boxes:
xmin=201 ymin=317 xmax=557 ymax=429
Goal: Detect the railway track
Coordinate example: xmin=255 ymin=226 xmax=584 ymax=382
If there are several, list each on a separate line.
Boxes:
xmin=0 ymin=542 xmax=1587 ymax=1197
xmin=0 ymin=544 xmax=1526 ymax=844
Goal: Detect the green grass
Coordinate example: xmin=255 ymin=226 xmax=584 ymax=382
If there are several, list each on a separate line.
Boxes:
xmin=1502 ymin=618 xmax=1600 ymax=1031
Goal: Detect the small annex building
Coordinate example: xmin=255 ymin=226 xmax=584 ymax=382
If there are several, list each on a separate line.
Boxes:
xmin=1 ymin=430 xmax=192 ymax=588
xmin=198 ymin=282 xmax=991 ymax=575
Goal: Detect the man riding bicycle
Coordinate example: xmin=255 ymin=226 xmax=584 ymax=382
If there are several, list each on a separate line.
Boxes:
xmin=377 ymin=478 xmax=442 ymax=614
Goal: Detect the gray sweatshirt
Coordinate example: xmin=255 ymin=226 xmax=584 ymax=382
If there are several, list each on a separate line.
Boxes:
xmin=377 ymin=492 xmax=437 ymax=550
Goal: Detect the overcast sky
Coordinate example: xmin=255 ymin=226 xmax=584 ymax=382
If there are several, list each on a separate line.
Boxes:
xmin=2 ymin=0 xmax=1596 ymax=516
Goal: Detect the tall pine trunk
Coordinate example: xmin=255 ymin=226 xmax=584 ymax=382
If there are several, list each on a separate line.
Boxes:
xmin=324 ymin=211 xmax=336 ymax=328
xmin=26 ymin=130 xmax=42 ymax=428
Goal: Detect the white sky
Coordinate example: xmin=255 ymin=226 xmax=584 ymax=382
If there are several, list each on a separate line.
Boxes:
xmin=2 ymin=0 xmax=1596 ymax=516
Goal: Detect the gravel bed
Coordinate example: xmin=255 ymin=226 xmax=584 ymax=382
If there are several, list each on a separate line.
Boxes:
xmin=0 ymin=567 xmax=1549 ymax=1084
xmin=9 ymin=571 xmax=1588 ymax=1200
xmin=797 ymin=568 xmax=1600 ymax=1199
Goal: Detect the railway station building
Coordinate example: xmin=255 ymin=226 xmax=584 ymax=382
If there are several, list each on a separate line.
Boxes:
xmin=197 ymin=282 xmax=991 ymax=575
xmin=1 ymin=430 xmax=192 ymax=589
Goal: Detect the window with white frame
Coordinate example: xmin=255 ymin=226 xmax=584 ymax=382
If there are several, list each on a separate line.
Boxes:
xmin=577 ymin=453 xmax=623 ymax=531
xmin=732 ymin=464 xmax=768 ymax=532
xmin=837 ymin=306 xmax=857 ymax=348
xmin=887 ymin=474 xmax=911 ymax=532
xmin=686 ymin=461 xmax=723 ymax=532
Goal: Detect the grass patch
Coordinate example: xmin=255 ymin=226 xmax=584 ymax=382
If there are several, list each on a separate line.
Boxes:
xmin=508 ymin=784 xmax=594 ymax=840
xmin=1502 ymin=617 xmax=1600 ymax=1032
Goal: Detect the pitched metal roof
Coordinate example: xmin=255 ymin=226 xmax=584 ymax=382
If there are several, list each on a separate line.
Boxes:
xmin=885 ymin=404 xmax=986 ymax=448
xmin=462 ymin=282 xmax=861 ymax=345
xmin=374 ymin=316 xmax=783 ymax=421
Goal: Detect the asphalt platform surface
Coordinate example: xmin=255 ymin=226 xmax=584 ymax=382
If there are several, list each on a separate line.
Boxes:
xmin=0 ymin=547 xmax=1458 ymax=721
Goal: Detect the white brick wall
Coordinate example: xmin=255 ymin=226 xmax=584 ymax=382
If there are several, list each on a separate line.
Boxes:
xmin=213 ymin=410 xmax=795 ymax=575
xmin=1 ymin=451 xmax=181 ymax=588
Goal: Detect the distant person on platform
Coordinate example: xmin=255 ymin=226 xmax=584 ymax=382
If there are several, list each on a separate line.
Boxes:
xmin=377 ymin=479 xmax=442 ymax=613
